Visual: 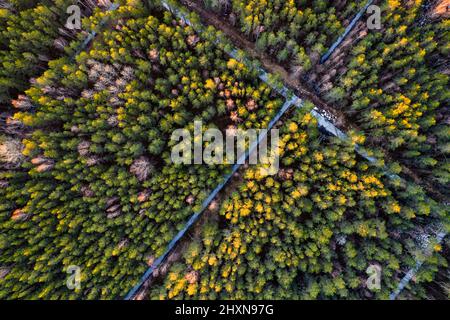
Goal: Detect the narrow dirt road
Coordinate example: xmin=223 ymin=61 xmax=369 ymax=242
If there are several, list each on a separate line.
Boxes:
xmin=179 ymin=0 xmax=350 ymax=129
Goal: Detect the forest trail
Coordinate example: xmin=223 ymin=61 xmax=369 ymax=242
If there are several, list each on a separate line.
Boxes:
xmin=179 ymin=0 xmax=349 ymax=129
xmin=129 ymin=100 xmax=304 ymax=299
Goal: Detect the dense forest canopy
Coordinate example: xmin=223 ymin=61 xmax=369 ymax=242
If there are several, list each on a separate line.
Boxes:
xmin=0 ymin=0 xmax=448 ymax=300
